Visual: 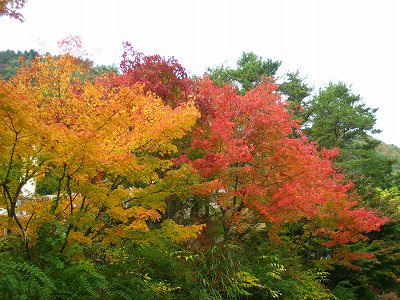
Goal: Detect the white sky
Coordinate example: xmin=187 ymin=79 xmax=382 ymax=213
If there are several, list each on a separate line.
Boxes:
xmin=1 ymin=0 xmax=400 ymax=146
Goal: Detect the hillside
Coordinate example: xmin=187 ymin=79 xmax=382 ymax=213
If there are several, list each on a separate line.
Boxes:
xmin=377 ymin=141 xmax=400 ymax=170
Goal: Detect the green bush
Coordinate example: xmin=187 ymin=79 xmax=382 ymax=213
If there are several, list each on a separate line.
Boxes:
xmin=0 ymin=257 xmax=54 ymax=300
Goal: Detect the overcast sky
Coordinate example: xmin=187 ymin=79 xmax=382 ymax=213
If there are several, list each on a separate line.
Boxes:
xmin=1 ymin=0 xmax=400 ymax=146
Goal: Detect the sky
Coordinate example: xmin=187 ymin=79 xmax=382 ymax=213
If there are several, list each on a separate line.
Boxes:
xmin=1 ymin=0 xmax=400 ymax=146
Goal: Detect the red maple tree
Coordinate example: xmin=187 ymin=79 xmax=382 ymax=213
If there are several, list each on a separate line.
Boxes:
xmin=187 ymin=78 xmax=387 ymax=259
xmin=119 ymin=42 xmax=193 ymax=107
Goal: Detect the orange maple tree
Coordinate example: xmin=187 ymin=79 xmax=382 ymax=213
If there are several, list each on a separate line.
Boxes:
xmin=0 ymin=39 xmax=203 ymax=252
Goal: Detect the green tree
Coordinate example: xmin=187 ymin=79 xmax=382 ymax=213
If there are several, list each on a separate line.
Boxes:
xmin=378 ymin=142 xmax=400 ymax=187
xmin=306 ymin=82 xmax=379 ymax=148
xmin=305 ymin=82 xmax=393 ymax=190
xmin=0 ymin=49 xmax=38 ymax=80
xmin=303 ymin=82 xmax=399 ymax=298
xmin=278 ymin=71 xmax=313 ymax=121
xmin=207 ymin=53 xmax=313 ymax=122
xmin=90 ymin=64 xmax=119 ymax=77
xmin=207 ymin=52 xmax=281 ymax=94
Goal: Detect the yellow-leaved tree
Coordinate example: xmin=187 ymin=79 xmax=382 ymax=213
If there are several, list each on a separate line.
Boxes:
xmin=0 ymin=37 xmax=203 ymax=253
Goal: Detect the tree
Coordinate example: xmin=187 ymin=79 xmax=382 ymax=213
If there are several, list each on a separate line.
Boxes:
xmin=90 ymin=64 xmax=119 ymax=77
xmin=207 ymin=53 xmax=313 ymax=122
xmin=119 ymin=42 xmax=193 ymax=107
xmin=185 ymin=78 xmax=387 ymax=263
xmin=207 ymin=52 xmax=281 ymax=95
xmin=306 ymin=82 xmax=379 ymax=149
xmin=0 ymin=49 xmax=38 ymax=80
xmin=278 ymin=70 xmax=313 ymax=121
xmin=0 ymin=40 xmax=203 ymax=254
xmin=0 ymin=0 xmax=27 ymax=21
xmin=306 ymin=82 xmax=394 ymax=191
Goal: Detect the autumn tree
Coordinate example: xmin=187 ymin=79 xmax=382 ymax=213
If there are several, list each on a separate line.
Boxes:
xmin=119 ymin=42 xmax=193 ymax=107
xmin=185 ymin=78 xmax=387 ymax=263
xmin=0 ymin=38 xmax=203 ymax=255
xmin=0 ymin=0 xmax=26 ymax=21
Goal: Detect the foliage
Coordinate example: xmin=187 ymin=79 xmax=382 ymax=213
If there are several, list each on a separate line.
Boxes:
xmin=278 ymin=71 xmax=313 ymax=120
xmin=119 ymin=42 xmax=192 ymax=107
xmin=243 ymin=252 xmax=287 ymax=299
xmin=0 ymin=0 xmax=26 ymax=21
xmin=305 ymin=82 xmax=379 ymax=149
xmin=188 ymin=78 xmax=386 ymax=259
xmin=207 ymin=52 xmax=281 ymax=95
xmin=0 ymin=256 xmax=54 ymax=300
xmin=279 ymin=71 xmax=312 ymax=106
xmin=377 ymin=142 xmax=400 ymax=170
xmin=0 ymin=49 xmax=38 ymax=80
xmin=353 ymin=188 xmax=399 ymax=296
xmin=0 ymin=40 xmax=398 ymax=299
xmin=90 ymin=64 xmax=119 ymax=77
xmin=52 ymin=261 xmax=109 ymax=299
xmin=0 ymin=38 xmax=202 ymax=256
xmin=331 ymin=281 xmax=358 ymax=300
xmin=305 ymin=82 xmax=395 ymax=192
xmin=194 ymin=243 xmax=252 ymax=299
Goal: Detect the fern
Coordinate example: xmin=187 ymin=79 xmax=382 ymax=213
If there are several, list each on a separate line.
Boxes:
xmin=0 ymin=257 xmax=54 ymax=300
xmin=51 ymin=261 xmax=108 ymax=299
